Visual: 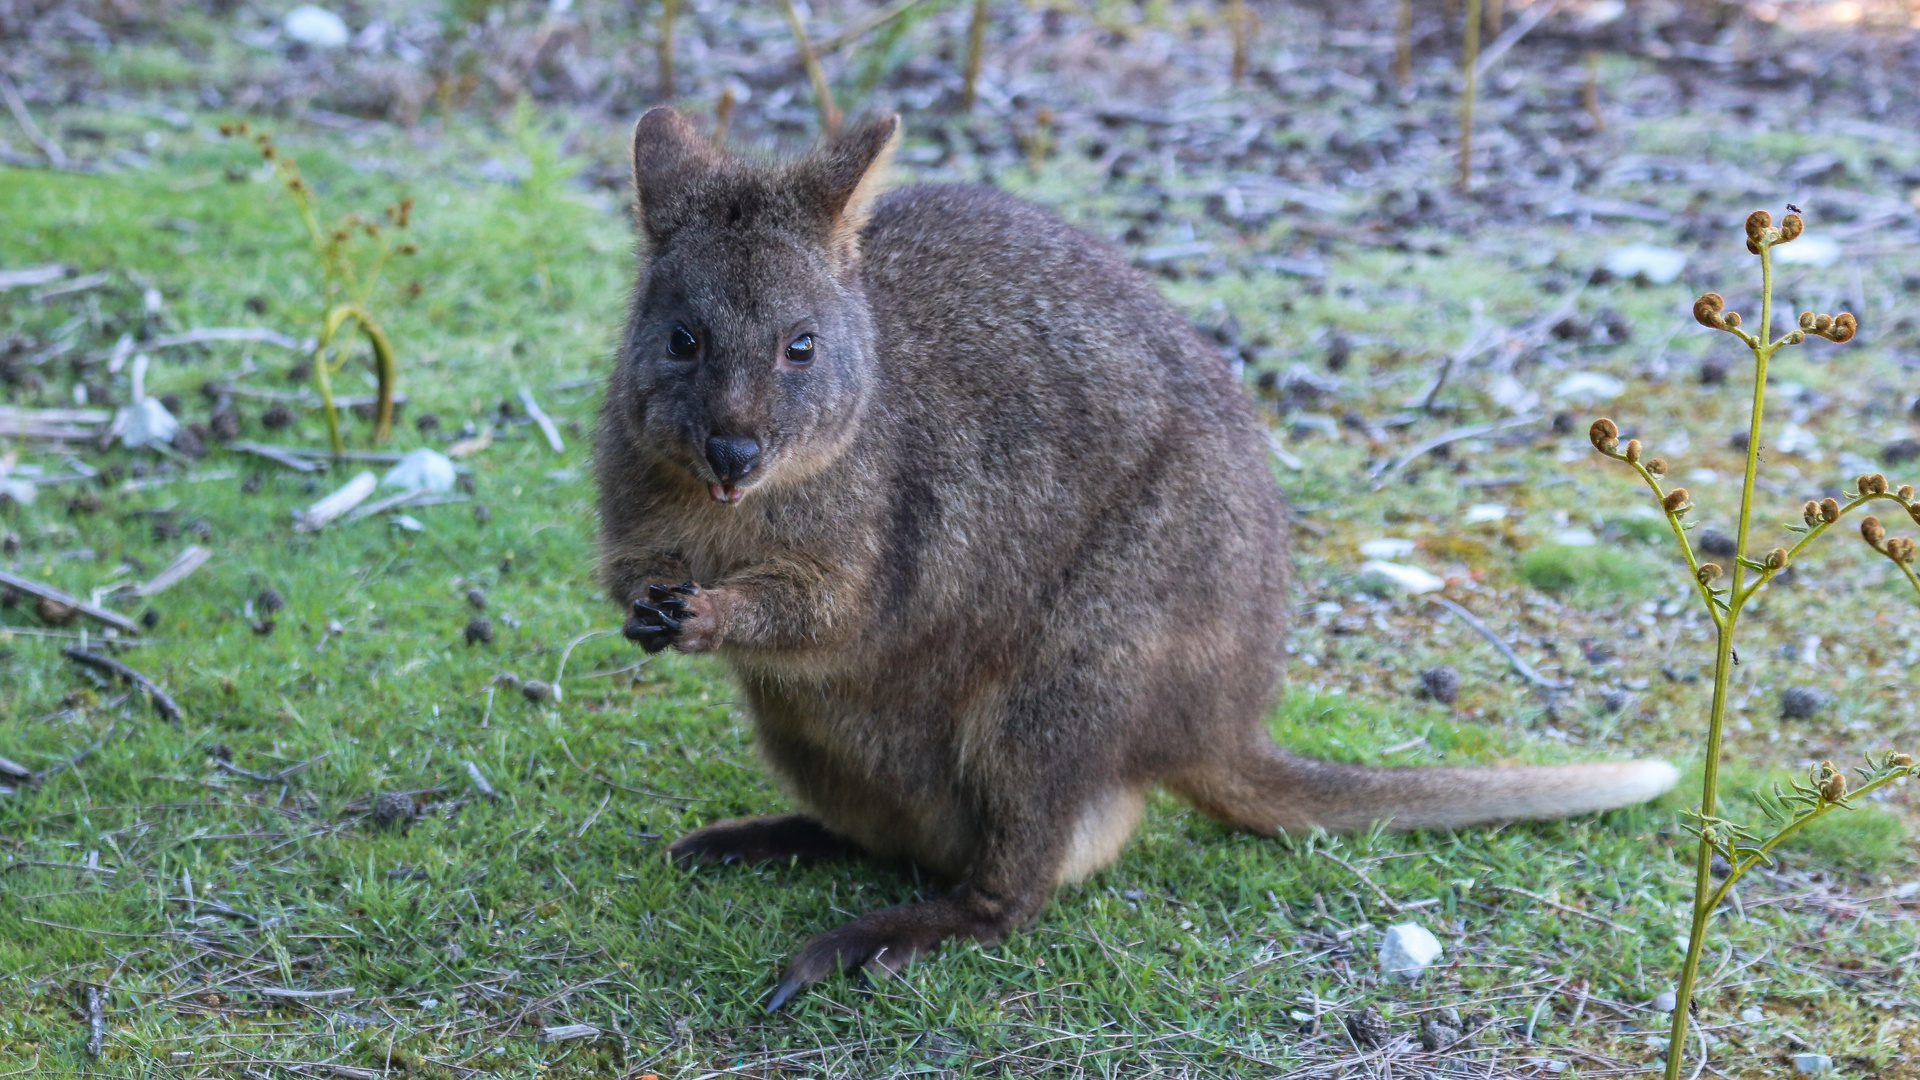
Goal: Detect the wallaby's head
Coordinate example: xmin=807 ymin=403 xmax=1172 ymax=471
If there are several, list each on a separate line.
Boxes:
xmin=609 ymin=107 xmax=899 ymax=505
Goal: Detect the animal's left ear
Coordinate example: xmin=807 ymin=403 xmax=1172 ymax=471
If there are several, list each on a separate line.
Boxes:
xmin=795 ymin=114 xmax=900 ymax=270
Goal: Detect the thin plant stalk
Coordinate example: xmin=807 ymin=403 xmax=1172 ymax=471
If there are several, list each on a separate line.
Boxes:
xmin=713 ymin=85 xmax=737 ymax=147
xmin=1394 ymin=0 xmax=1414 ymax=85
xmin=1458 ymin=0 xmax=1479 ymax=189
xmin=1485 ymin=0 xmax=1502 ymax=43
xmin=963 ymin=0 xmax=989 ymax=111
xmin=1229 ymin=0 xmax=1249 ymax=85
xmin=1588 ymin=215 xmax=1916 ymax=1080
xmin=1582 ymin=50 xmax=1604 ymax=130
xmin=657 ymin=0 xmax=679 ymax=99
xmin=779 ymin=0 xmax=842 ymax=134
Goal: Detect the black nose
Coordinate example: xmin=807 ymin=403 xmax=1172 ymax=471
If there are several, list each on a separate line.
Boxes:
xmin=705 ymin=434 xmax=761 ymax=483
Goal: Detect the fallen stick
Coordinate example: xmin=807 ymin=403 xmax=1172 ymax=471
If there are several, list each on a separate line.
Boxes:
xmin=0 ymin=72 xmax=67 ymax=169
xmin=33 ymin=723 xmax=116 ymax=782
xmin=131 ymin=544 xmax=211 ymax=597
xmin=231 ymin=441 xmax=323 ymax=472
xmin=143 ymin=327 xmax=307 ymax=352
xmin=518 ymin=388 xmax=565 ymax=454
xmin=0 ymin=264 xmax=68 ymax=291
xmin=294 ymin=471 xmax=378 ymax=532
xmin=812 ymin=0 xmax=930 ymax=55
xmin=84 ymin=986 xmax=103 ymax=1057
xmin=464 ymin=760 xmax=500 ymax=802
xmin=1493 ymin=883 xmax=1639 ymax=934
xmin=1317 ymin=848 xmax=1406 ymax=914
xmin=1369 ymin=414 xmax=1540 ymax=488
xmin=62 ymin=648 xmax=183 ymax=724
xmin=257 ymin=986 xmax=355 ymax=1003
xmin=30 ymin=271 xmax=111 ymax=304
xmin=0 ymin=569 xmax=142 ymax=634
xmin=1426 ymin=595 xmax=1569 ymax=690
xmin=1472 ymin=0 xmax=1564 ymax=79
xmin=215 ymin=751 xmax=329 ymax=784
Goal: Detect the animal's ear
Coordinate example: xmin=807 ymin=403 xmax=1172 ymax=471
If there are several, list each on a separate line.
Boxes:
xmin=796 ymin=114 xmax=900 ymax=268
xmin=630 ymin=107 xmax=722 ymax=242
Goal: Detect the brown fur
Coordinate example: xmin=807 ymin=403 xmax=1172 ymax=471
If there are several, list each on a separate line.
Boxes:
xmin=594 ymin=109 xmax=1678 ymax=1009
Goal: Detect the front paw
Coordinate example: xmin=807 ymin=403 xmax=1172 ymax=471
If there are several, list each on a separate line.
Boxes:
xmin=624 ymin=582 xmax=698 ymax=653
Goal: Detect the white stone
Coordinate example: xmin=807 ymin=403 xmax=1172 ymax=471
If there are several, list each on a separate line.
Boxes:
xmin=1740 ymin=1006 xmax=1765 ymax=1023
xmin=285 ymin=5 xmax=351 ymax=48
xmin=382 ymin=447 xmax=457 ymax=493
xmin=0 ymin=477 xmax=35 ymax=505
xmin=1464 ymin=504 xmax=1507 ymax=523
xmin=1604 ymin=244 xmax=1688 ymax=284
xmin=1793 ymin=1053 xmax=1832 ymax=1075
xmin=1552 ymin=372 xmax=1625 ymax=403
xmin=1552 ymin=528 xmax=1598 ymax=546
xmin=1893 ymin=881 xmax=1920 ymax=899
xmin=118 ymin=396 xmax=179 ymax=450
xmin=1774 ymin=236 xmax=1841 ymax=267
xmin=1651 ymin=990 xmax=1677 ymax=1012
xmin=1379 ymin=923 xmax=1444 ymax=981
xmin=1359 ymin=561 xmax=1446 ymax=595
xmin=1359 ymin=538 xmax=1417 ymax=558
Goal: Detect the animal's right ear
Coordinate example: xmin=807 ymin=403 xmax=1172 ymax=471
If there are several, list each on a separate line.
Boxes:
xmin=631 ymin=107 xmax=721 ymax=242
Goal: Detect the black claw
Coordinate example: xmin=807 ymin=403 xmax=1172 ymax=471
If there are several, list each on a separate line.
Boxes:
xmin=624 ymin=598 xmax=684 ymax=653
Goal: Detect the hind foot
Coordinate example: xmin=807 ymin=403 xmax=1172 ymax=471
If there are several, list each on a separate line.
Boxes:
xmin=667 ymin=814 xmax=854 ymax=868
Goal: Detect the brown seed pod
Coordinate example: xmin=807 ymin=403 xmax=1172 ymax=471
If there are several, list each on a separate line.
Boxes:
xmin=1861 ymin=516 xmax=1886 ymax=547
xmin=1799 ymin=311 xmax=1817 ymax=329
xmin=1765 ymin=547 xmax=1787 ymax=570
xmin=1646 ymin=458 xmax=1668 ymax=477
xmin=1780 ymin=212 xmax=1803 ymax=241
xmin=1589 ymin=417 xmax=1620 ymax=454
xmin=1783 ymin=330 xmax=1806 ymax=345
xmin=1745 ymin=238 xmax=1760 ymax=255
xmin=1814 ymin=313 xmax=1833 ymax=333
xmin=1899 ymin=485 xmax=1915 ymax=501
xmin=1891 ymin=537 xmax=1916 ymax=563
xmin=1803 ymin=500 xmax=1821 ymax=526
xmin=1820 ymin=497 xmax=1840 ymax=523
xmin=1827 ymin=312 xmax=1856 ymax=342
xmin=1663 ymin=488 xmax=1691 ymax=513
xmin=1866 ymin=473 xmax=1888 ymax=496
xmin=1745 ymin=209 xmax=1772 ymax=239
xmin=1697 ymin=563 xmax=1723 ymax=584
xmin=1722 ymin=311 xmax=1741 ymax=328
xmin=1892 ymin=753 xmax=1913 ymax=768
xmin=1625 ymin=439 xmax=1641 ymax=464
xmin=1817 ymin=762 xmax=1847 ymax=803
xmin=1911 ymin=503 xmax=1920 ymax=526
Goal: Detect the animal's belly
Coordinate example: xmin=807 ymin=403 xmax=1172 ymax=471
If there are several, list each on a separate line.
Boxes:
xmin=736 ymin=669 xmax=978 ymax=878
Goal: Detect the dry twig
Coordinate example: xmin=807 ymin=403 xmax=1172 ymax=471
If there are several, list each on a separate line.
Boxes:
xmin=63 ymin=648 xmax=183 ymax=724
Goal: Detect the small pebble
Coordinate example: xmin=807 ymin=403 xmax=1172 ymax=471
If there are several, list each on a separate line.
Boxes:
xmin=1697 ymin=529 xmax=1738 ymax=558
xmin=1651 ymin=990 xmax=1677 ymax=1013
xmin=141 ymin=609 xmax=160 ymax=629
xmin=464 ymin=616 xmax=494 ymax=646
xmin=1793 ymin=1053 xmax=1832 ymax=1076
xmin=1418 ymin=666 xmax=1460 ymax=705
xmin=1780 ymin=685 xmax=1830 ymax=720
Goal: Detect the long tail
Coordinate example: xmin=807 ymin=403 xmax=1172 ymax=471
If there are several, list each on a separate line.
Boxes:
xmin=1173 ymin=742 xmax=1679 ymax=833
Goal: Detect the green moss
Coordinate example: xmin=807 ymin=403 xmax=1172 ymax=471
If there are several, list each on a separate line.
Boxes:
xmin=1519 ymin=543 xmax=1656 ymax=598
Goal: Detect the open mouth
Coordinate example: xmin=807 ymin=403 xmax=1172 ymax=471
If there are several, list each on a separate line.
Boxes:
xmin=708 ymin=482 xmax=745 ymax=503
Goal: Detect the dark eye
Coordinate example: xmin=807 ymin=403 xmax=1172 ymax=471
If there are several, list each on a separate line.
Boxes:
xmin=785 ymin=334 xmax=814 ymax=365
xmin=667 ymin=325 xmax=699 ymax=358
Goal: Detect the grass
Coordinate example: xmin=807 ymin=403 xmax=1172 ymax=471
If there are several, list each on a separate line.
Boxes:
xmin=2 ymin=103 xmax=1917 ymax=1078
